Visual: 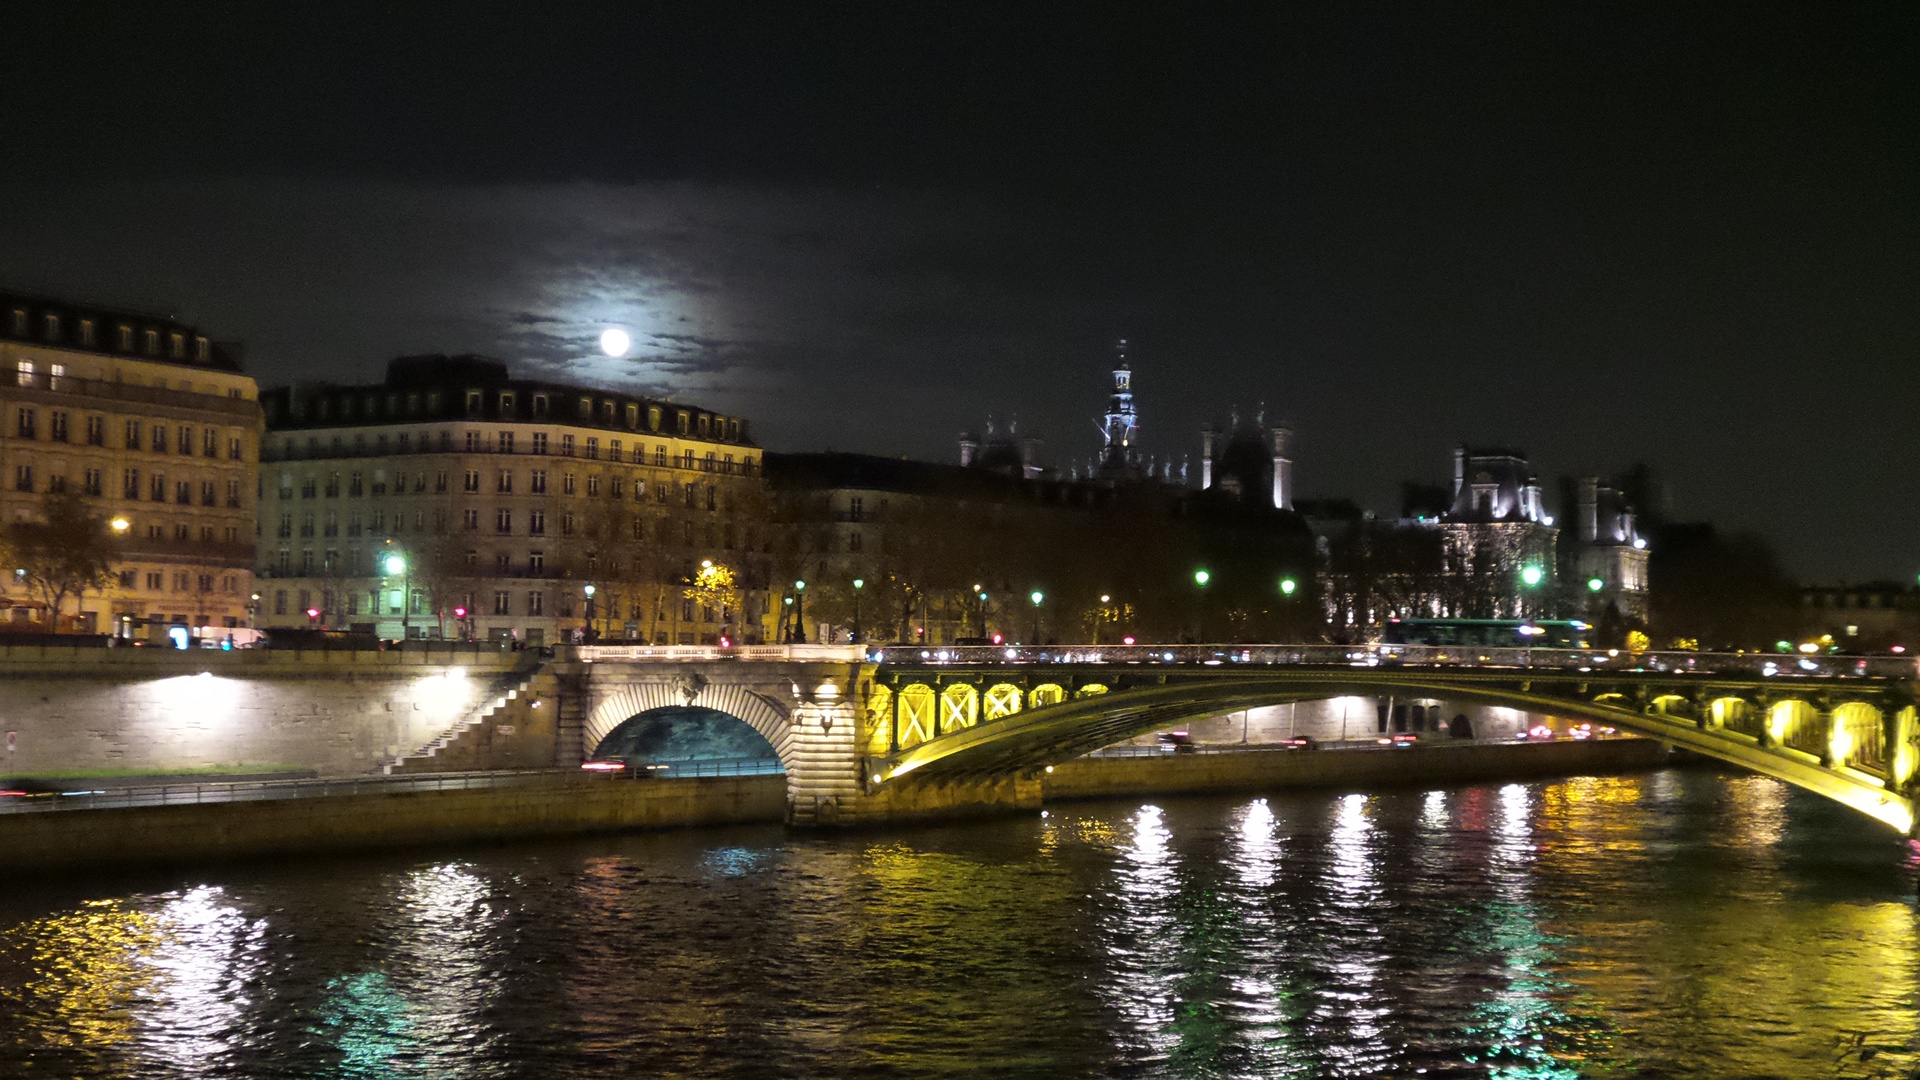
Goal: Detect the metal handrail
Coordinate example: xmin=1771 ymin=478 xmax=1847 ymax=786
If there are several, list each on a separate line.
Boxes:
xmin=866 ymin=643 xmax=1918 ymax=680
xmin=0 ymin=767 xmax=602 ymax=814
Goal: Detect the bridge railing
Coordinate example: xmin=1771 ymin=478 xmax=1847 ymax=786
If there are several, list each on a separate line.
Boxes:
xmin=573 ymin=644 xmax=866 ymax=663
xmin=0 ymin=768 xmax=611 ymax=815
xmin=867 ymin=643 xmax=1918 ymax=680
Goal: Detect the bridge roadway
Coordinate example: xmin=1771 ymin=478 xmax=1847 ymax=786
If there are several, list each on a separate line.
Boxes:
xmin=842 ymin=643 xmax=1920 ymax=832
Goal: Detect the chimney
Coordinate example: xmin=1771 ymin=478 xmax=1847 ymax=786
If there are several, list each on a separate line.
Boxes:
xmin=1578 ymin=477 xmax=1599 ymax=543
xmin=1452 ymin=445 xmax=1466 ymax=505
xmin=1270 ymin=426 xmax=1294 ymax=510
xmin=1200 ymin=426 xmax=1216 ymax=489
xmin=959 ymin=432 xmax=978 ymax=467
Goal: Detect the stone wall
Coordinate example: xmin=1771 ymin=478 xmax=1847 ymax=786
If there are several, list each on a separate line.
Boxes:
xmin=0 ymin=646 xmax=525 ymax=778
xmin=0 ymin=774 xmax=787 ymax=871
xmin=1042 ymin=737 xmax=1669 ymax=802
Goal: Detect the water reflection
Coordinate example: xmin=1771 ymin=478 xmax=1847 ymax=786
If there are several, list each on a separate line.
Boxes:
xmin=0 ymin=770 xmax=1915 ymax=1078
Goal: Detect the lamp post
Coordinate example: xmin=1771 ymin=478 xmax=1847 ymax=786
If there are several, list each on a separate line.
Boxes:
xmin=582 ymin=583 xmax=597 ymax=644
xmin=973 ymin=583 xmax=990 ymax=639
xmin=1193 ymin=568 xmax=1210 ymax=642
xmin=1519 ymin=564 xmax=1544 ymax=620
xmin=1029 ymin=590 xmax=1044 ymax=645
xmin=791 ymin=579 xmax=807 ymax=643
xmin=851 ymin=577 xmax=865 ymax=644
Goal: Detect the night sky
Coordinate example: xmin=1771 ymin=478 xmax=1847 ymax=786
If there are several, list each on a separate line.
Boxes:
xmin=2 ymin=4 xmax=1912 ymax=580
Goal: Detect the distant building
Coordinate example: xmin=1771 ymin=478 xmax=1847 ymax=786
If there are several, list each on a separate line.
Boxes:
xmin=0 ymin=292 xmax=261 ymax=637
xmin=1094 ymin=338 xmax=1142 ymax=481
xmin=1438 ymin=445 xmax=1559 ymax=619
xmin=1199 ymin=411 xmax=1293 ymax=511
xmin=1571 ymin=476 xmax=1650 ymax=621
xmin=255 ymin=355 xmax=770 ymax=645
xmin=1799 ymin=582 xmax=1919 ymax=651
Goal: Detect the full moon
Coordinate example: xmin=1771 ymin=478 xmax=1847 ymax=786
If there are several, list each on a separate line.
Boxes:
xmin=599 ymin=327 xmax=631 ymax=357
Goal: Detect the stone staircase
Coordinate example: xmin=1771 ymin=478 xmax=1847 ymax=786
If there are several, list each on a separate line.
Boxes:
xmin=382 ymin=659 xmax=560 ymax=775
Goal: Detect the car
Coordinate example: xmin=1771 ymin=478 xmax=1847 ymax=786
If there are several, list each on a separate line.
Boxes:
xmin=1156 ymin=731 xmax=1195 ymax=753
xmin=1279 ymin=735 xmax=1317 ymax=750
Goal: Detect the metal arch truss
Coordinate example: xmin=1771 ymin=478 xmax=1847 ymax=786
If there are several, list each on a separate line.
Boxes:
xmin=863 ymin=656 xmax=1920 ymax=834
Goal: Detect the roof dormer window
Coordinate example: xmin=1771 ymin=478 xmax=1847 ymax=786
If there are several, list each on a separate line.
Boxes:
xmin=44 ymin=314 xmax=60 ymax=340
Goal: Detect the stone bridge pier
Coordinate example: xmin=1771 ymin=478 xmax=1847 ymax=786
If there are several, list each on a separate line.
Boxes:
xmin=559 ymin=647 xmax=1038 ymax=827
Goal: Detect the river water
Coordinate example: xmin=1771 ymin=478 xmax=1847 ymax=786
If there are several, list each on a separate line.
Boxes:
xmin=1 ymin=767 xmax=1916 ymax=1078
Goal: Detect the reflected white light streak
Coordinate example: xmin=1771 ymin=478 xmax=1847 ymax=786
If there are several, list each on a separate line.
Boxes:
xmin=1102 ymin=804 xmax=1181 ymax=1056
xmin=1319 ymin=792 xmax=1392 ymax=1064
xmin=133 ymin=886 xmax=267 ymax=1074
xmin=1420 ymin=790 xmax=1448 ymax=831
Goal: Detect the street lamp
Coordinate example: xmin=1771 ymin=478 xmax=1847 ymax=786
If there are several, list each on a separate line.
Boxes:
xmin=1029 ymin=590 xmax=1044 ymax=645
xmin=109 ymin=516 xmax=129 ymax=534
xmin=582 ymin=583 xmax=597 ymax=643
xmin=851 ymin=577 xmax=865 ymax=644
xmin=1587 ymin=576 xmax=1605 ymax=592
xmin=1193 ymin=568 xmax=1210 ymax=642
xmin=791 ymin=579 xmax=807 ymax=643
xmin=1279 ymin=577 xmax=1297 ymax=596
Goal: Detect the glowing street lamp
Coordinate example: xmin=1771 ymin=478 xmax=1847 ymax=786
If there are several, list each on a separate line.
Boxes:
xmin=1279 ymin=577 xmax=1298 ymax=597
xmin=1520 ymin=565 xmax=1544 ymax=587
xmin=1193 ymin=569 xmax=1211 ymax=587
xmin=790 ymin=579 xmax=807 ymax=644
xmin=1587 ymin=576 xmax=1605 ymax=592
xmin=1029 ymin=590 xmax=1045 ymax=645
xmin=382 ymin=549 xmax=411 ymax=639
xmin=108 ymin=516 xmax=129 ymax=534
xmin=851 ymin=577 xmax=865 ymax=644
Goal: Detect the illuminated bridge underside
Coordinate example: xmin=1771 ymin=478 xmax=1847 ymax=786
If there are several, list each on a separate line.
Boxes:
xmin=873 ymin=669 xmax=1920 ymax=833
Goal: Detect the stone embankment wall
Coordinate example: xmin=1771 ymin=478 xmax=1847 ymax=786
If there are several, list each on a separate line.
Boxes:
xmin=0 ymin=645 xmax=526 ymax=778
xmin=0 ymin=774 xmax=787 ymax=871
xmin=1042 ymin=737 xmax=1669 ymax=801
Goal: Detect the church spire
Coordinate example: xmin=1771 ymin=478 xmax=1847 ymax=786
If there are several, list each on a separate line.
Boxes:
xmin=1096 ymin=338 xmax=1141 ymax=479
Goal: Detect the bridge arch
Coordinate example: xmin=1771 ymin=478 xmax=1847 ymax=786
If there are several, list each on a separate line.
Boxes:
xmin=593 ymin=706 xmax=785 ymax=769
xmin=584 ymin=681 xmax=793 ymax=765
xmin=872 ymin=670 xmax=1919 ymax=833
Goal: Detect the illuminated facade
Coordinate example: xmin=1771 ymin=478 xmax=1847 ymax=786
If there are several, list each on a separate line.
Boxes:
xmin=1094 ymin=339 xmax=1141 ymax=480
xmin=1572 ymin=476 xmax=1650 ymax=621
xmin=1437 ymin=445 xmax=1560 ymax=619
xmin=254 ymin=355 xmax=770 ymax=645
xmin=0 ymin=293 xmax=260 ymax=636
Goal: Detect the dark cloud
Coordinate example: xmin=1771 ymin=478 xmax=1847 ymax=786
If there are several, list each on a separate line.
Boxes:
xmin=0 ymin=4 xmax=1913 ymax=580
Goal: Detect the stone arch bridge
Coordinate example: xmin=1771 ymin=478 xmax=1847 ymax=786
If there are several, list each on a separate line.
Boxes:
xmin=558 ymin=643 xmax=1920 ymax=832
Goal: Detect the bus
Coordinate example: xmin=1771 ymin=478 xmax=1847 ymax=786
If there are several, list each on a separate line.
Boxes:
xmin=1380 ymin=618 xmax=1592 ymax=650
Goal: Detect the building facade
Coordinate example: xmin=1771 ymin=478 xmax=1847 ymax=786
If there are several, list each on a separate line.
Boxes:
xmin=0 ymin=293 xmax=260 ymax=637
xmin=1570 ymin=475 xmax=1650 ymax=621
xmin=1437 ymin=445 xmax=1560 ymax=619
xmin=254 ymin=355 xmax=771 ymax=645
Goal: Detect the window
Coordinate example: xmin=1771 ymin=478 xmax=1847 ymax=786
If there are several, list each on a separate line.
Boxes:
xmin=495 ymin=551 xmax=511 ymax=573
xmin=528 ymin=591 xmax=544 ymax=616
xmin=849 ymin=531 xmax=863 ymax=553
xmin=299 ymin=512 xmax=315 ymax=537
xmin=705 ymin=486 xmax=717 ymax=511
xmin=655 ymin=446 xmax=668 ymax=466
xmin=684 ymin=484 xmax=698 ymax=508
xmin=13 ymin=465 xmax=31 ymax=492
xmin=125 ymin=419 xmax=142 ymax=450
xmin=587 ymin=476 xmax=601 ymax=498
xmin=196 ymin=337 xmax=210 ymax=362
xmin=84 ymin=469 xmax=103 ymax=496
xmin=178 ymin=426 xmax=193 ymax=455
xmin=463 ymin=508 xmax=480 ymax=531
xmin=370 ymin=509 xmax=385 ymax=533
xmin=397 ymin=433 xmax=409 ymax=453
xmin=494 ymin=591 xmax=511 ymax=615
xmin=585 ymin=437 xmax=599 ymax=460
xmin=349 ymin=472 xmax=364 ymax=496
xmin=532 ymin=432 xmax=548 ymax=455
xmin=683 ymin=450 xmax=695 ymax=469
xmin=703 ymin=452 xmax=716 ymax=472
xmin=529 ymin=510 xmax=546 ymax=535
xmin=347 ymin=511 xmax=363 ymax=537
xmin=610 ymin=476 xmax=624 ymax=498
xmin=528 ymin=550 xmax=545 ymax=573
xmin=533 ymin=394 xmax=548 ymax=416
xmin=561 ymin=433 xmax=575 ymax=457
xmin=634 ymin=479 xmax=647 ymax=500
xmin=325 ymin=473 xmax=340 ymax=498
xmin=656 ymin=482 xmax=668 ymax=504
xmin=146 ymin=571 xmax=164 ymax=590
xmin=648 ymin=406 xmax=662 ymax=431
xmin=435 ymin=471 xmax=449 ymax=493
xmin=562 ymin=512 xmax=576 ymax=536
xmin=227 ymin=479 xmax=241 ymax=507
xmin=626 ymin=404 xmax=640 ymax=428
xmin=300 ymin=475 xmax=315 ymax=498
xmin=465 ymin=431 xmax=482 ymax=452
xmin=144 ymin=329 xmax=159 ymax=354
xmin=49 ymin=411 xmax=68 ymax=442
xmin=563 ymin=472 xmax=576 ymax=495
xmin=497 ymin=431 xmax=515 ymax=453
xmin=499 ymin=392 xmax=515 ymax=413
xmin=124 ymin=469 xmax=141 ymax=499
xmin=16 ymin=408 xmax=35 ymax=439
xmin=86 ymin=416 xmax=105 ymax=446
xmin=201 ymin=481 xmax=217 ymax=507
xmin=496 ymin=509 xmax=512 ymax=533
xmin=274 ymin=590 xmax=288 ymax=616
xmin=463 ymin=549 xmax=479 ymax=571
xmin=322 ymin=509 xmax=338 ymax=537
xmin=530 ymin=469 xmax=547 ymax=494
xmin=849 ymin=496 xmax=864 ymax=521
xmin=464 ymin=469 xmax=480 ymax=493
xmin=497 ymin=470 xmax=512 ymax=493
xmin=151 ymin=473 xmax=167 ymax=501
xmin=610 ymin=439 xmax=622 ymax=462
xmin=203 ymin=429 xmax=218 ymax=457
xmin=632 ymin=518 xmax=645 ymax=540
xmin=466 ymin=391 xmax=482 ymax=415
xmin=169 ymin=333 xmax=185 ymax=359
